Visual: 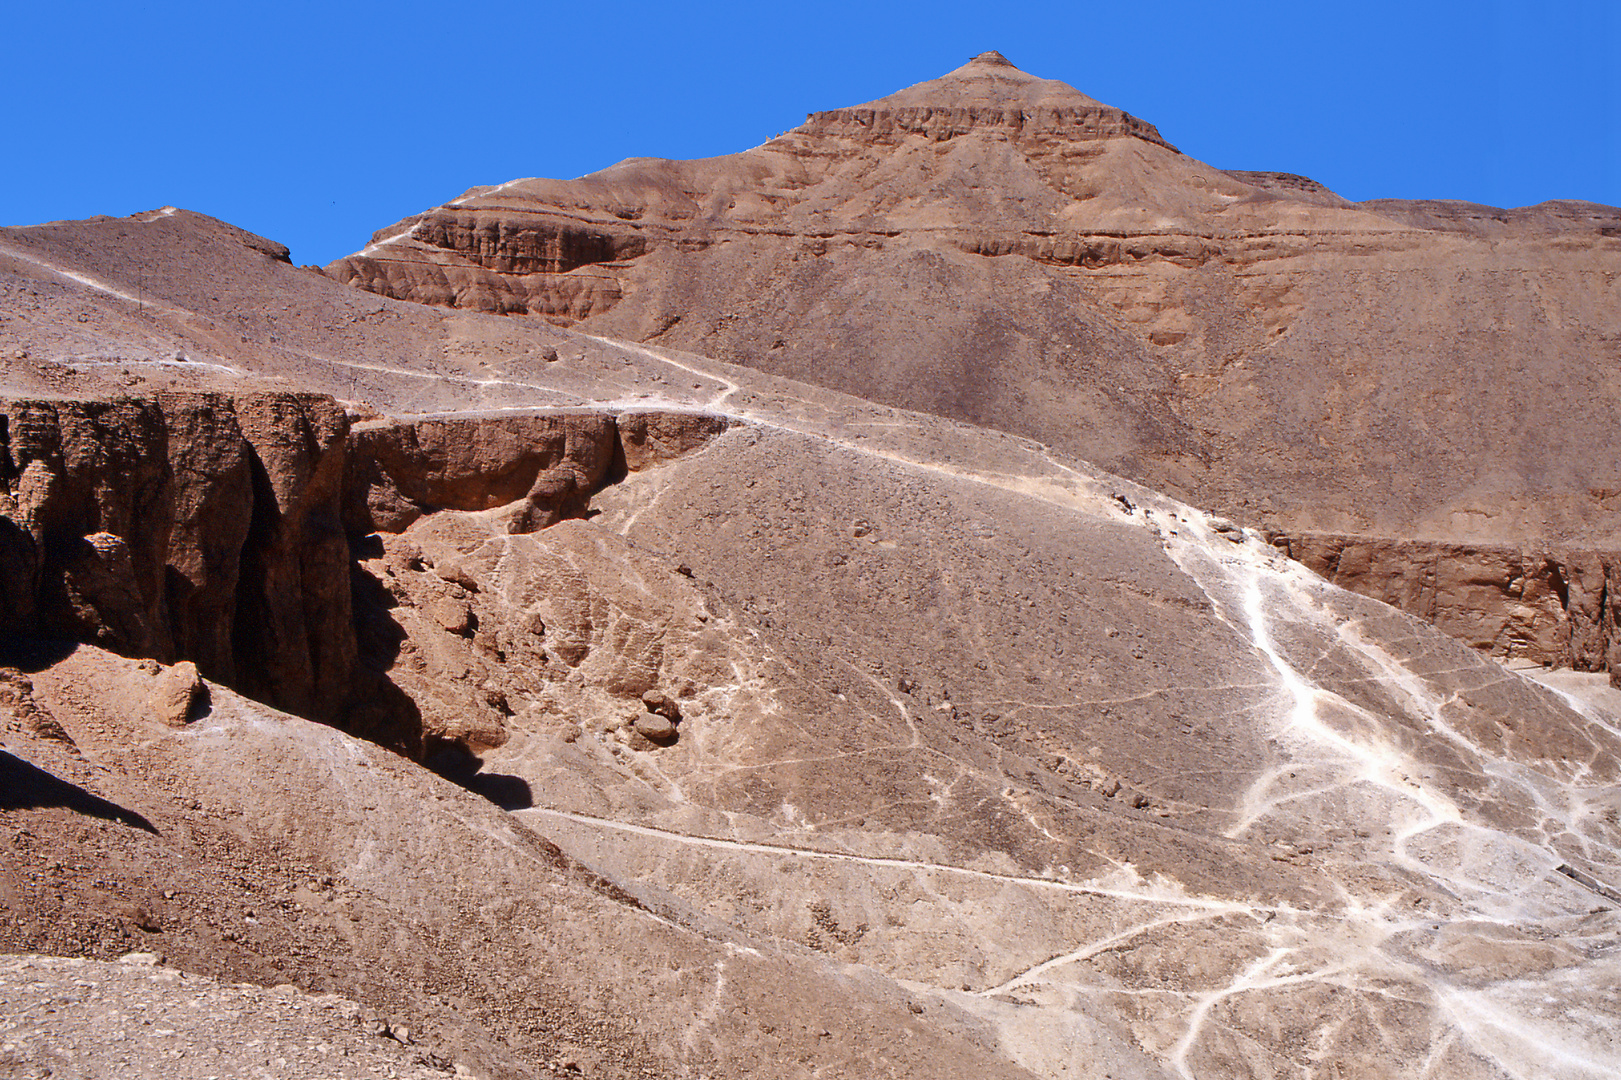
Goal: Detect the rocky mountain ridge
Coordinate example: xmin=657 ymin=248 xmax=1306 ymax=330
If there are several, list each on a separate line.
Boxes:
xmin=5 ymin=53 xmax=1621 ymax=1080
xmin=325 ymin=51 xmax=1621 ymax=559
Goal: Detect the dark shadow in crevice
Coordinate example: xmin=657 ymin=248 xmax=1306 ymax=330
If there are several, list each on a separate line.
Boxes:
xmin=186 ymin=680 xmax=214 ymax=724
xmin=0 ymin=750 xmax=159 ymax=834
xmin=0 ymin=632 xmax=79 ymax=673
xmin=228 ymin=443 xmax=282 ymax=707
xmin=343 ymin=557 xmax=425 ymax=758
xmin=423 ymin=738 xmax=533 ymax=811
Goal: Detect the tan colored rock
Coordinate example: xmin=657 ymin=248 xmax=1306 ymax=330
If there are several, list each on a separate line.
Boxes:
xmin=632 ymin=712 xmax=676 ymax=742
xmin=1273 ymin=532 xmax=1621 ymax=679
xmin=230 ymin=394 xmax=356 ymax=724
xmin=345 ymin=412 xmax=617 ymax=535
xmin=147 ymin=660 xmax=202 ymax=727
xmin=425 ymin=597 xmax=473 ymax=636
xmin=617 ymin=412 xmax=730 ymax=473
xmin=0 ymin=392 xmax=414 ymax=746
xmin=640 ymin=689 xmax=681 ymax=722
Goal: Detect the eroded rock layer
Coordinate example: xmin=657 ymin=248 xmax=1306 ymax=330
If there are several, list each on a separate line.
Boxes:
xmin=326 ymin=52 xmax=1621 ymax=561
xmin=1273 ymin=533 xmax=1621 ymax=680
xmin=0 ymin=393 xmax=729 ymax=751
xmin=0 ymin=393 xmax=351 ymax=716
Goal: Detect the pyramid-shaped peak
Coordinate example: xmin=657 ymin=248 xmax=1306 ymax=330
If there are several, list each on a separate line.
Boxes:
xmin=846 ymin=52 xmax=1109 ymax=112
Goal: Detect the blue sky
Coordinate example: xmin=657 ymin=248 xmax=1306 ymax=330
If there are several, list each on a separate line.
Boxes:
xmin=4 ymin=1 xmax=1616 ymax=265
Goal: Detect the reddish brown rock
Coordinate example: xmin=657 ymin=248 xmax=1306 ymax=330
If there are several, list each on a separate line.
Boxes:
xmin=1272 ymin=532 xmax=1621 ymax=682
xmin=225 ymin=394 xmax=355 ymax=722
xmin=345 ymin=412 xmax=617 ymax=534
xmin=617 ymin=412 xmax=730 ymax=473
xmin=327 ymin=52 xmax=1621 ymax=560
xmin=0 ymin=393 xmax=372 ymax=733
xmin=0 ymin=398 xmax=175 ymax=656
xmin=632 ymin=711 xmax=676 ymax=742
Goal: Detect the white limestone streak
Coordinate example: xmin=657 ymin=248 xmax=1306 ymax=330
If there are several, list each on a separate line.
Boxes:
xmin=357 ymin=230 xmax=417 ymax=257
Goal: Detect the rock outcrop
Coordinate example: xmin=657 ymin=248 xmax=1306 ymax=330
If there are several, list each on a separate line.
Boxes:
xmin=345 ymin=411 xmax=619 ymax=535
xmin=325 ymin=51 xmax=1621 ymax=564
xmin=1273 ymin=532 xmax=1621 ymax=682
xmin=146 ymin=659 xmax=203 ymax=728
xmin=1 ymin=392 xmax=729 ymax=754
xmin=0 ymin=392 xmax=357 ymax=722
xmin=344 ymin=409 xmax=729 ymax=535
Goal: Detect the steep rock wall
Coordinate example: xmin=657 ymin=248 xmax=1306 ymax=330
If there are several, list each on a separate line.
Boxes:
xmin=1273 ymin=532 xmax=1621 ymax=681
xmin=0 ymin=393 xmax=354 ymax=723
xmin=0 ymin=395 xmax=729 ymax=755
xmin=343 ymin=409 xmax=728 ymax=535
xmin=799 ymin=103 xmax=1176 ymax=149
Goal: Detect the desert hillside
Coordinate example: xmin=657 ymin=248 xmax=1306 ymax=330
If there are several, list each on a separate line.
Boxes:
xmin=3 ymin=53 xmax=1621 ymax=1080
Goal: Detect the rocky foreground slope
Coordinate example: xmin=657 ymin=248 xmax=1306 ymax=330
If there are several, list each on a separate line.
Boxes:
xmin=3 ymin=61 xmax=1621 ymax=1080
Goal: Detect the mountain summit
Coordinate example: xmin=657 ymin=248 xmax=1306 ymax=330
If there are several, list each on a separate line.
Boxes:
xmin=810 ymin=49 xmax=1175 ymax=150
xmin=848 ymin=49 xmax=1113 ymax=111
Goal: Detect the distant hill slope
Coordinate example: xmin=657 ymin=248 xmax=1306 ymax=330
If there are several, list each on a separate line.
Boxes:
xmin=327 ymin=51 xmax=1621 ymax=551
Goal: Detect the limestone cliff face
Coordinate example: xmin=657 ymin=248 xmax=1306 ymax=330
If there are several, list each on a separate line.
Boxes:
xmin=230 ymin=395 xmax=355 ymax=722
xmin=0 ymin=395 xmax=729 ymax=752
xmin=345 ymin=411 xmax=621 ymax=535
xmin=344 ymin=409 xmax=729 ymax=534
xmin=1273 ymin=532 xmax=1621 ymax=682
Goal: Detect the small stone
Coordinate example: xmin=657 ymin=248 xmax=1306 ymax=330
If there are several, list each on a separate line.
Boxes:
xmin=539 ymin=345 xmax=559 ymax=362
xmin=120 ymin=951 xmax=162 ymax=965
xmin=640 ymin=689 xmax=682 ymax=722
xmin=426 ymin=598 xmax=474 ymax=635
xmin=434 ymin=560 xmax=480 ymax=592
xmin=633 ymin=712 xmax=677 ymax=743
